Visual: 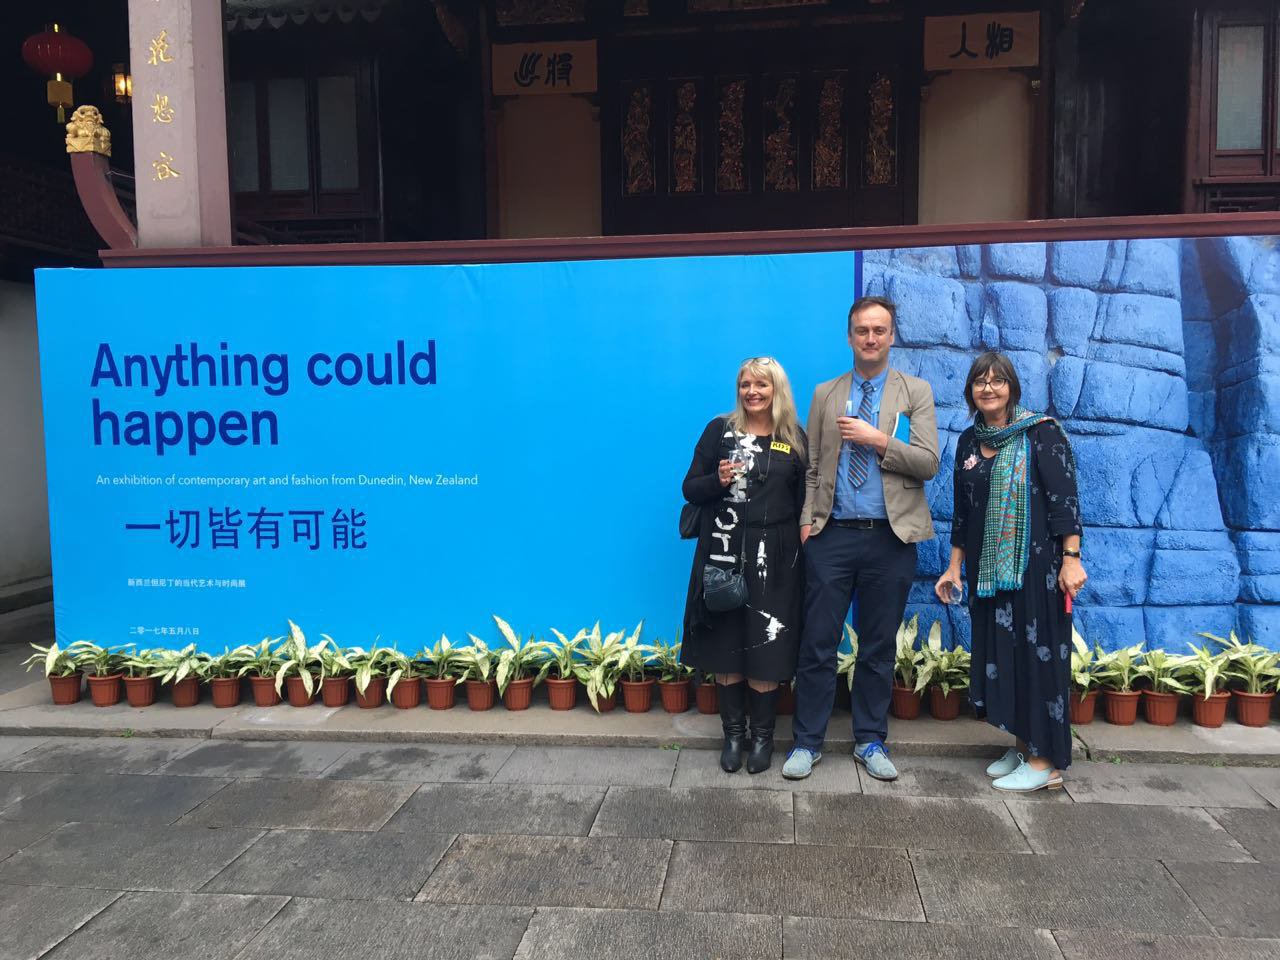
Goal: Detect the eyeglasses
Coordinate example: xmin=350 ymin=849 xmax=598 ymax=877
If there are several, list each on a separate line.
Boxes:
xmin=741 ymin=357 xmax=775 ymax=366
xmin=973 ymin=377 xmax=1009 ymax=390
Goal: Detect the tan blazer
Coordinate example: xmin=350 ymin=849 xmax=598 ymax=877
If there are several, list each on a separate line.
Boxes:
xmin=800 ymin=367 xmax=940 ymax=544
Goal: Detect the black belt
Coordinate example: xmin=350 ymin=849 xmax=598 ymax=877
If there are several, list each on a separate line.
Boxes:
xmin=830 ymin=518 xmax=890 ymax=529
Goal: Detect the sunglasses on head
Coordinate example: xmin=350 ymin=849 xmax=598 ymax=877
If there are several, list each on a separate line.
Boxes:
xmin=741 ymin=356 xmax=776 ymax=366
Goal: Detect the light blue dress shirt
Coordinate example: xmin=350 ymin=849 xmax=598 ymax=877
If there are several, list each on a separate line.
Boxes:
xmin=833 ymin=367 xmax=889 ymax=520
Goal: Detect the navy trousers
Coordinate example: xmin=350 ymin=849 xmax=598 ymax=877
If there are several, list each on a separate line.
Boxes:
xmin=792 ymin=523 xmax=917 ymax=750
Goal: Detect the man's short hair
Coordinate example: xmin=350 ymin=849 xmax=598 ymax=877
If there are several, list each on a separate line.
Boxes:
xmin=848 ymin=296 xmax=897 ymax=335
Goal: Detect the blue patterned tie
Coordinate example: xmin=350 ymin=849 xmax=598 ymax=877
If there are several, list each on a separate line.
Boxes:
xmin=847 ymin=380 xmax=875 ymax=488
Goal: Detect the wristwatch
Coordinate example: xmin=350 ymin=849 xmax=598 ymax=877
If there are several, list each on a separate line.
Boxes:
xmin=1063 ymin=548 xmax=1081 ymax=558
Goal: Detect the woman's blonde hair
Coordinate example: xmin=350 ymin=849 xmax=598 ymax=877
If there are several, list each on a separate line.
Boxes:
xmin=726 ymin=357 xmax=806 ymax=457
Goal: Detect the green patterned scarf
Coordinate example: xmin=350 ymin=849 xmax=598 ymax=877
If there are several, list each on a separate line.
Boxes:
xmin=973 ymin=406 xmax=1054 ymax=598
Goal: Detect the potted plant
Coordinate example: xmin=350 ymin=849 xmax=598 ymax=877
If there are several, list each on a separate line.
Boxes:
xmin=834 ymin=624 xmax=858 ymax=712
xmin=318 ymin=639 xmax=353 ymax=707
xmin=616 ymin=623 xmax=655 ymax=713
xmin=891 ymin=615 xmax=923 ymax=720
xmin=237 ymin=637 xmax=284 ymax=706
xmin=204 ymin=647 xmax=245 ymax=708
xmin=119 ymin=647 xmax=159 ymax=707
xmin=68 ymin=641 xmax=127 ymax=707
xmin=153 ymin=644 xmax=209 ymax=707
xmin=1069 ymin=626 xmax=1102 ymax=724
xmin=385 ymin=649 xmax=424 ymax=709
xmin=696 ymin=672 xmax=718 ymax=714
xmin=456 ymin=637 xmax=499 ymax=710
xmin=1205 ymin=631 xmax=1280 ymax=727
xmin=493 ymin=615 xmax=551 ymax=711
xmin=1095 ymin=644 xmax=1145 ymax=725
xmin=1181 ymin=642 xmax=1232 ymax=728
xmin=572 ymin=623 xmax=626 ymax=713
xmin=914 ymin=621 xmax=970 ymax=721
xmin=545 ymin=628 xmax=586 ymax=710
xmin=649 ymin=635 xmax=693 ymax=713
xmin=274 ymin=620 xmax=326 ymax=707
xmin=1136 ymin=648 xmax=1191 ymax=726
xmin=347 ymin=645 xmax=394 ymax=708
xmin=22 ymin=642 xmax=82 ymax=705
xmin=420 ymin=634 xmax=461 ymax=709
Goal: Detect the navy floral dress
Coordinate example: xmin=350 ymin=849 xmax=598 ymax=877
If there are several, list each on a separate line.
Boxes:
xmin=952 ymin=420 xmax=1083 ymax=771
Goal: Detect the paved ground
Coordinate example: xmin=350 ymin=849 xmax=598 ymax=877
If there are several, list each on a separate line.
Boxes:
xmin=1 ymin=734 xmax=1279 ymax=959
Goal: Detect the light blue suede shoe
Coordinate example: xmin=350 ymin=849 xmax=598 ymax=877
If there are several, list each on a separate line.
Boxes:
xmin=991 ymin=756 xmax=1064 ymax=793
xmin=853 ymin=741 xmax=898 ymax=781
xmin=985 ymin=748 xmax=1020 ymax=779
xmin=782 ymin=747 xmax=821 ymax=780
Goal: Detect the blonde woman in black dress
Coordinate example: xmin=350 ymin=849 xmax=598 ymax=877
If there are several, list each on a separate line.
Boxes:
xmin=681 ymin=357 xmax=808 ymax=774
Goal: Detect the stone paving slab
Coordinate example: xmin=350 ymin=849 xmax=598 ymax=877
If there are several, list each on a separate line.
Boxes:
xmin=795 ymin=793 xmax=1030 ymax=853
xmin=0 ymin=819 xmax=61 ymax=862
xmin=1064 ymin=761 xmax=1273 ymax=808
xmin=1237 ymin=768 xmax=1280 ymax=806
xmin=381 ymin=782 xmax=604 ymax=837
xmin=0 ymin=697 xmax=231 ymax=737
xmin=416 ymin=834 xmax=671 ymax=910
xmin=782 ymin=918 xmax=1063 ymax=959
xmin=514 ymin=907 xmax=783 ymax=960
xmin=0 ymin=822 xmax=263 ymax=891
xmin=0 ymin=770 xmax=66 ymax=812
xmin=178 ymin=777 xmax=416 ymax=831
xmin=1008 ymin=802 xmax=1255 ymax=861
xmin=660 ymin=841 xmax=923 ymax=921
xmin=1053 ymin=930 xmax=1280 ymax=959
xmin=912 ymin=851 xmax=1213 ymax=934
xmin=321 ymin=743 xmax=515 ymax=782
xmin=1207 ymin=807 xmax=1280 ymax=862
xmin=234 ymin=897 xmax=533 ymax=960
xmin=4 ymin=736 xmax=202 ymax=774
xmin=41 ymin=891 xmax=289 ymax=960
xmin=1164 ymin=861 xmax=1280 ymax=938
xmin=0 ymin=736 xmax=43 ymax=764
xmin=493 ymin=746 xmax=678 ymax=786
xmin=856 ymin=755 xmax=1071 ymax=801
xmin=671 ymin=748 xmax=863 ymax=793
xmin=203 ymin=828 xmax=454 ymax=900
xmin=1076 ymin=719 xmax=1280 ymax=766
xmin=156 ymin=739 xmax=352 ymax=778
xmin=0 ymin=772 xmax=230 ymax=825
xmin=0 ymin=881 xmax=119 ymax=960
xmin=590 ymin=786 xmax=794 ymax=843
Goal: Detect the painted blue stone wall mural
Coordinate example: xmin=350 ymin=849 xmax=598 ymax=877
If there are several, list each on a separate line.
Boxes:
xmin=864 ymin=236 xmax=1280 ymax=652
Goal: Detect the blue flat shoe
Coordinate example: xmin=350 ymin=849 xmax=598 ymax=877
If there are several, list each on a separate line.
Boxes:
xmin=853 ymin=741 xmax=898 ymax=781
xmin=782 ymin=747 xmax=821 ymax=780
xmin=991 ymin=755 xmax=1063 ymax=793
xmin=986 ymin=748 xmax=1020 ymax=779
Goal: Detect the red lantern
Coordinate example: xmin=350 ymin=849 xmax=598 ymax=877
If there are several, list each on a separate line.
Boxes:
xmin=22 ymin=23 xmax=94 ymax=123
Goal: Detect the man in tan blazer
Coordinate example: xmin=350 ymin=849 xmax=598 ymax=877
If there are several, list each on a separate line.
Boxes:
xmin=783 ymin=296 xmax=940 ymax=782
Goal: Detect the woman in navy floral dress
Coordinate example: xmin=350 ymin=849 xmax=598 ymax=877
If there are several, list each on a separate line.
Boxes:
xmin=935 ymin=352 xmax=1087 ymax=792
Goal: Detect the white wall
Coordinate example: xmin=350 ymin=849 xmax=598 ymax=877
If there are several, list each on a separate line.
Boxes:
xmin=919 ymin=70 xmax=1035 ymax=225
xmin=496 ymin=95 xmax=602 ymax=238
xmin=0 ymin=281 xmax=51 ymax=592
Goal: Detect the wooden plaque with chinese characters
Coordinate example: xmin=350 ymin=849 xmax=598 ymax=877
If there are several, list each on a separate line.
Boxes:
xmin=492 ymin=40 xmax=598 ymax=96
xmin=924 ymin=13 xmax=1039 ymax=72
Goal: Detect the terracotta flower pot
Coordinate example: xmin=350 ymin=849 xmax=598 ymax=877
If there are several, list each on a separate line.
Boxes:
xmin=1192 ymin=691 xmax=1230 ymax=728
xmin=1234 ymin=690 xmax=1276 ymax=728
xmin=49 ymin=673 xmax=82 ymax=705
xmin=890 ymin=683 xmax=921 ymax=720
xmin=170 ymin=676 xmax=199 ymax=708
xmin=695 ymin=681 xmax=717 ymax=714
xmin=285 ymin=675 xmax=317 ymax=707
xmin=930 ymin=686 xmax=961 ymax=721
xmin=249 ymin=674 xmax=282 ymax=707
xmin=1070 ymin=689 xmax=1098 ymax=725
xmin=582 ymin=680 xmax=617 ymax=713
xmin=545 ymin=676 xmax=578 ymax=710
xmin=355 ymin=676 xmax=386 ymax=708
xmin=1142 ymin=690 xmax=1181 ymax=726
xmin=620 ymin=678 xmax=654 ymax=713
xmin=210 ymin=677 xmax=241 ymax=708
xmin=776 ymin=681 xmax=796 ymax=716
xmin=321 ymin=677 xmax=351 ymax=707
xmin=659 ymin=679 xmax=691 ymax=713
xmin=390 ymin=677 xmax=422 ymax=709
xmin=86 ymin=674 xmax=123 ymax=707
xmin=124 ymin=676 xmax=157 ymax=708
xmin=503 ymin=677 xmax=535 ymax=710
xmin=466 ymin=679 xmax=498 ymax=711
xmin=425 ymin=677 xmax=456 ymax=710
xmin=1104 ymin=689 xmax=1141 ymax=725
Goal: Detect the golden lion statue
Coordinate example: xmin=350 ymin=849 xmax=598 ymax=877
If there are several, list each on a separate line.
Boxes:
xmin=65 ymin=105 xmax=112 ymax=157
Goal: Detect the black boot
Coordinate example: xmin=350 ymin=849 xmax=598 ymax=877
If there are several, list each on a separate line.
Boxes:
xmin=717 ymin=681 xmax=747 ymax=773
xmin=745 ymin=686 xmax=779 ymax=774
